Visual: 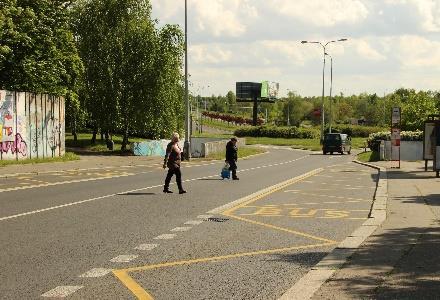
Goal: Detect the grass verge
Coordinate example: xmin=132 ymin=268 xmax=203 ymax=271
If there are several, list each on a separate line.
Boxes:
xmin=205 ymin=146 xmax=266 ymax=160
xmin=357 ymin=151 xmax=380 ymax=162
xmin=66 ymin=132 xmax=145 ymax=154
xmin=0 ymin=152 xmax=79 ymax=167
xmin=199 ymin=118 xmax=246 ymax=132
xmin=245 ymin=137 xmax=367 ymax=151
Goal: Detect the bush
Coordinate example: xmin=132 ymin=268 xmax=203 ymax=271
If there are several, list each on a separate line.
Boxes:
xmin=326 ymin=125 xmax=386 ymax=138
xmin=234 ymin=126 xmax=319 ymax=139
xmin=367 ymin=130 xmax=423 ymax=151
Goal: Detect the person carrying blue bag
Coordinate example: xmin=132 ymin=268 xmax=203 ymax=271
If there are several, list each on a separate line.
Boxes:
xmin=225 ymin=137 xmax=239 ymax=180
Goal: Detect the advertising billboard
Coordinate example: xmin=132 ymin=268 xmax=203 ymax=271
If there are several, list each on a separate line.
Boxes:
xmin=261 ymin=81 xmax=280 ymax=100
xmin=424 ymin=121 xmax=436 ymax=160
xmin=236 ymin=81 xmax=279 ymax=102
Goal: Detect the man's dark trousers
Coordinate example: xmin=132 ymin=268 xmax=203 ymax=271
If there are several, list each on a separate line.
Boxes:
xmin=164 ymin=167 xmax=183 ymax=191
xmin=228 ymin=160 xmax=238 ymax=179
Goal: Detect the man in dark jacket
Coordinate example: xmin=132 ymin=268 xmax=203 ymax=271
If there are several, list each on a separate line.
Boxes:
xmin=163 ymin=133 xmax=186 ymax=194
xmin=226 ymin=137 xmax=239 ymax=180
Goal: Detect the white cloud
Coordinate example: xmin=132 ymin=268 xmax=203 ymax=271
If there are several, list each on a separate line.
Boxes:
xmin=410 ymin=0 xmax=440 ymax=32
xmin=355 ymin=40 xmax=387 ymax=61
xmin=150 ymin=1 xmax=440 ymax=96
xmin=397 ymin=35 xmax=440 ymax=68
xmin=269 ymin=0 xmax=369 ymax=27
xmin=192 ymin=0 xmax=258 ymax=37
xmin=190 ymin=44 xmax=232 ymax=65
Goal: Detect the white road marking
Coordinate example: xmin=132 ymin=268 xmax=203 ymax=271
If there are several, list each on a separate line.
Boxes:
xmin=184 ymin=220 xmax=204 ymax=225
xmin=154 ymin=234 xmax=176 ymax=240
xmin=135 ymin=243 xmax=159 ymax=251
xmin=79 ymin=268 xmax=112 ymax=278
xmin=170 ymin=227 xmax=192 ymax=232
xmin=0 ymin=173 xmax=133 ymax=193
xmin=110 ymin=255 xmax=138 ymax=263
xmin=42 ymin=286 xmax=83 ymax=298
xmin=0 ymin=154 xmax=311 ymax=222
xmin=197 ymin=214 xmax=213 ymax=219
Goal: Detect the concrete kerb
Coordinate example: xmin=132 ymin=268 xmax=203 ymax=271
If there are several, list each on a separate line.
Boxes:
xmin=277 ymin=160 xmax=388 ymax=300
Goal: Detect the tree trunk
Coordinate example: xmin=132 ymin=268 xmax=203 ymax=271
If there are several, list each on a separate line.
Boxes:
xmin=121 ymin=122 xmax=129 ymax=151
xmin=91 ymin=127 xmax=98 ymax=145
xmin=72 ymin=119 xmax=78 ymax=142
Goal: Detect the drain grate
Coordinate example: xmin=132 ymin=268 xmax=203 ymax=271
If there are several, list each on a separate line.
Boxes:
xmin=207 ymin=217 xmax=229 ymax=223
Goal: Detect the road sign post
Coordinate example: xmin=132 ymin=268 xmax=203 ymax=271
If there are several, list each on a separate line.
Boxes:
xmin=391 ymin=107 xmax=401 ymax=169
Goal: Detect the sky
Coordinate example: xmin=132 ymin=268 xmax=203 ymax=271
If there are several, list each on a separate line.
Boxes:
xmin=151 ymin=0 xmax=440 ymax=97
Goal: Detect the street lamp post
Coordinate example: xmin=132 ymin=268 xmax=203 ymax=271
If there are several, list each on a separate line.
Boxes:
xmin=184 ymin=0 xmax=190 ymax=160
xmin=301 ymin=38 xmax=347 ymax=142
xmin=325 ymin=52 xmax=333 ymax=133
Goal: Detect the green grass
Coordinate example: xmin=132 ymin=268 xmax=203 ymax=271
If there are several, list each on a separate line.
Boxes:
xmin=357 ymin=151 xmax=380 ymax=162
xmin=205 ymin=146 xmax=266 ymax=160
xmin=199 ymin=118 xmax=246 ymax=132
xmin=245 ymin=137 xmax=322 ymax=150
xmin=66 ymin=132 xmax=145 ymax=154
xmin=0 ymin=152 xmax=79 ymax=167
xmin=245 ymin=137 xmax=367 ymax=151
xmin=192 ymin=133 xmax=234 ymax=138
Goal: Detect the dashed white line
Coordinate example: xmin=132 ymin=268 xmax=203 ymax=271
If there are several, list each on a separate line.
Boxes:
xmin=170 ymin=227 xmax=192 ymax=232
xmin=41 ymin=286 xmax=83 ymax=298
xmin=197 ymin=214 xmax=213 ymax=219
xmin=135 ymin=243 xmax=159 ymax=251
xmin=79 ymin=268 xmax=112 ymax=278
xmin=184 ymin=220 xmax=204 ymax=225
xmin=0 ymin=154 xmax=311 ymax=222
xmin=110 ymin=255 xmax=138 ymax=263
xmin=154 ymin=234 xmax=176 ymax=240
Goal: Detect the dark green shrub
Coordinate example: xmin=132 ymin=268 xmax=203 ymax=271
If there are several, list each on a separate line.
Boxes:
xmin=327 ymin=125 xmax=386 ymax=137
xmin=234 ymin=126 xmax=319 ymax=139
xmin=367 ymin=130 xmax=423 ymax=151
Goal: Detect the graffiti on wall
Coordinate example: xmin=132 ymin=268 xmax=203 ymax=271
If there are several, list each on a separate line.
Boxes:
xmin=48 ymin=119 xmax=61 ymax=151
xmin=0 ymin=133 xmax=27 ymax=156
xmin=132 ymin=140 xmax=167 ymax=157
xmin=0 ymin=91 xmax=65 ymax=160
xmin=0 ymin=92 xmax=14 ymax=143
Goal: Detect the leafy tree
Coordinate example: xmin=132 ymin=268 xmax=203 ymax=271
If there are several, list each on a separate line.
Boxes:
xmin=73 ymin=0 xmax=184 ymax=149
xmin=0 ymin=0 xmax=82 ymax=95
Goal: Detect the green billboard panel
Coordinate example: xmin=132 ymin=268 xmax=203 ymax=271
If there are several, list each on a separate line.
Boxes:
xmin=261 ymin=81 xmax=279 ymax=100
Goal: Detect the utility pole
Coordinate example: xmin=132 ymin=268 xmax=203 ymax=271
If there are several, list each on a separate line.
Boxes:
xmin=184 ymin=0 xmax=190 ymax=160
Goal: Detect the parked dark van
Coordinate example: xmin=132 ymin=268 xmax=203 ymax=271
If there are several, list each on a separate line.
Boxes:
xmin=323 ymin=133 xmax=352 ymax=155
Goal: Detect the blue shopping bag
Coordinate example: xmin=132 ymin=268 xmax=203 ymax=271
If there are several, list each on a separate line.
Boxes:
xmin=221 ymin=162 xmax=231 ymax=179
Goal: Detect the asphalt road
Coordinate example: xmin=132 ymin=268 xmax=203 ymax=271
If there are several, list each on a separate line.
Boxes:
xmin=0 ymin=148 xmax=378 ymax=299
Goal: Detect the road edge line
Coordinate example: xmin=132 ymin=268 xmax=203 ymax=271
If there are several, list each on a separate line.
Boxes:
xmin=277 ymin=160 xmax=388 ymax=300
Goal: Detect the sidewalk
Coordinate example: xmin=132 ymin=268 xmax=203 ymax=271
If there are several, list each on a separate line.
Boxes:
xmin=0 ymin=154 xmax=160 ymax=176
xmin=312 ymin=161 xmax=440 ymax=299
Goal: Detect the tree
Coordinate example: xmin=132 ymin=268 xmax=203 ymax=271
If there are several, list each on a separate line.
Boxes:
xmin=73 ymin=0 xmax=184 ymax=149
xmin=0 ymin=0 xmax=82 ymax=95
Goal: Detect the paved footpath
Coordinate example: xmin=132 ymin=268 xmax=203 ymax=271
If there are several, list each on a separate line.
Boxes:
xmin=312 ymin=161 xmax=440 ymax=300
xmin=0 ymin=155 xmax=159 ymax=176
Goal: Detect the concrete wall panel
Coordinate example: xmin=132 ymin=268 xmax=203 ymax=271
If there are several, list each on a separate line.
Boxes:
xmin=0 ymin=91 xmax=65 ymax=161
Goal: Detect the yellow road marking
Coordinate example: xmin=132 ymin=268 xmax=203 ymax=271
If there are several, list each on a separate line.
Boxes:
xmin=113 ymin=270 xmax=154 ymax=300
xmin=114 ymin=242 xmax=334 ymax=299
xmin=113 ymin=169 xmax=340 ymax=299
xmin=120 ymin=242 xmax=333 ymax=274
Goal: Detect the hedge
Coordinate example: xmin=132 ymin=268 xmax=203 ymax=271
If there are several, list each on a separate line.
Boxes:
xmin=234 ymin=126 xmax=319 ymax=139
xmin=367 ymin=130 xmax=423 ymax=151
xmin=326 ymin=125 xmax=386 ymax=138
